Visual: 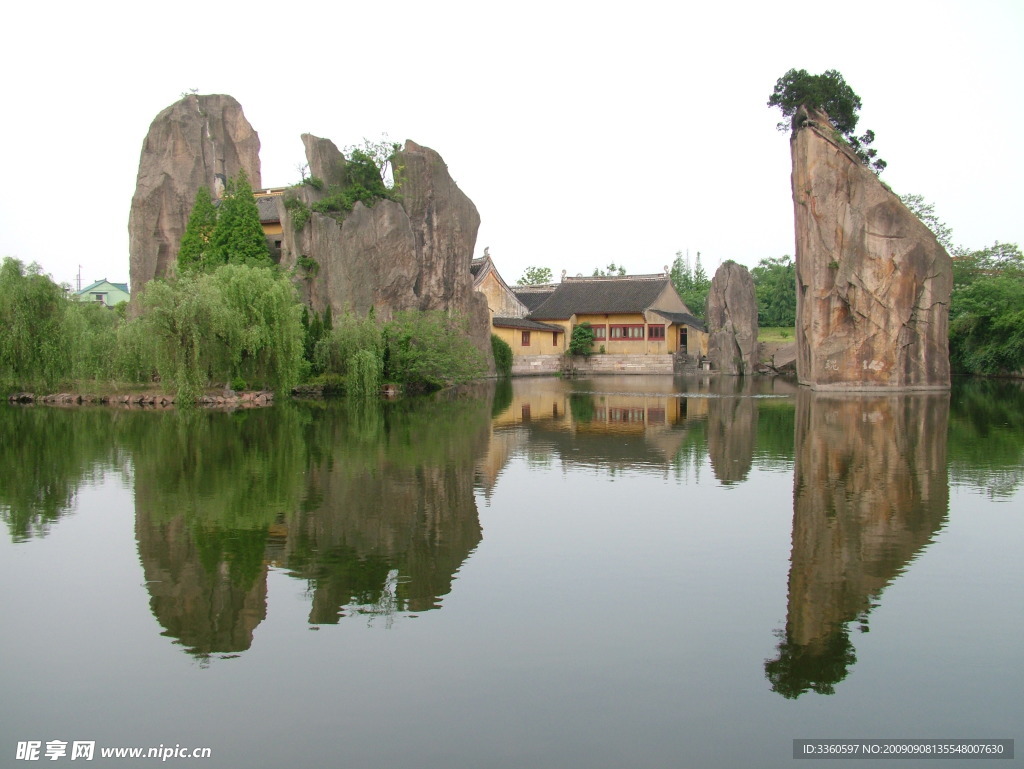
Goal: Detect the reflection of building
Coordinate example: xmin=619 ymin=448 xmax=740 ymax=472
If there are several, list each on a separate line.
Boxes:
xmin=472 ymin=253 xmax=708 ymax=375
xmin=478 ymin=377 xmax=713 ymax=489
xmin=766 ymin=392 xmax=950 ymax=698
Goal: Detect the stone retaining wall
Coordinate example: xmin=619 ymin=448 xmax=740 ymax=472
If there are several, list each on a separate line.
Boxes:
xmin=512 ymin=354 xmax=675 ymax=376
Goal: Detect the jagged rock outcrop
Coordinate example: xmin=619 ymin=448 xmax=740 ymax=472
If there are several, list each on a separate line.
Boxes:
xmin=706 ymin=261 xmax=758 ymax=375
xmin=280 ymin=137 xmax=493 ymax=370
xmin=791 ymin=105 xmax=951 ymax=390
xmin=128 ymin=94 xmax=261 ymax=298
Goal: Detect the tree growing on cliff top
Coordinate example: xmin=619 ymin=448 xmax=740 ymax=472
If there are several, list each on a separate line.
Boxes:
xmin=768 ymin=68 xmax=886 ymax=174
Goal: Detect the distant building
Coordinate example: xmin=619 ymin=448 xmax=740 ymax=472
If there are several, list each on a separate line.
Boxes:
xmin=471 ymin=253 xmax=708 ymax=375
xmin=254 ymin=188 xmax=287 ymax=262
xmin=73 ymin=279 xmax=130 ymax=307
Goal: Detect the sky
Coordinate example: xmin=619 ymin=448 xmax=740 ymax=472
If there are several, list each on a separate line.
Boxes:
xmin=1 ymin=1 xmax=1021 ymax=291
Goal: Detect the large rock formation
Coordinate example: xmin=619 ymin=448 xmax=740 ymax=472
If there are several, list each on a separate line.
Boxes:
xmin=706 ymin=261 xmax=758 ymax=375
xmin=791 ymin=105 xmax=952 ymax=390
xmin=279 ymin=136 xmax=493 ymax=369
xmin=128 ymin=94 xmax=261 ymax=295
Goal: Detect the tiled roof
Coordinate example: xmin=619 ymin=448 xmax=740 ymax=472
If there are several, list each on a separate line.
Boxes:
xmin=528 ymin=276 xmax=672 ymax=319
xmin=256 ymin=196 xmax=280 ymax=223
xmin=492 ymin=317 xmax=564 ymax=332
xmin=649 ymin=309 xmax=706 ymax=330
xmin=512 ymin=286 xmax=557 ymax=312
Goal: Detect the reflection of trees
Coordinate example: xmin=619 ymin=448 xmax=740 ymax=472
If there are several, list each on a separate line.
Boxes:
xmin=128 ymin=393 xmax=490 ymax=654
xmin=0 ymin=407 xmax=127 ymax=541
xmin=285 ymin=397 xmax=490 ymax=623
xmin=130 ymin=407 xmax=308 ymax=657
xmin=767 ymin=391 xmax=949 ymax=698
xmin=948 ymin=379 xmax=1024 ymax=497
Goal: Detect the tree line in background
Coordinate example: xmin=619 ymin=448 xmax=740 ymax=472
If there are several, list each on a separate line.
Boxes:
xmin=515 ymin=199 xmax=1023 ymax=377
xmin=0 ymin=159 xmax=487 ymax=401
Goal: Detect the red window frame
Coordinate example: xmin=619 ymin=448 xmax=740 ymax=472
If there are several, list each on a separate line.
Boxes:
xmin=591 ymin=325 xmax=607 ymax=340
xmin=609 ymin=324 xmax=645 ymax=339
xmin=648 ymin=324 xmax=665 ymax=340
xmin=521 ymin=330 xmax=531 ymax=346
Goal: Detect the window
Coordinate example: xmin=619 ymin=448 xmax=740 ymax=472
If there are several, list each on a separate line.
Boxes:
xmin=552 ymin=332 xmax=560 ymax=347
xmin=610 ymin=325 xmax=645 ymax=339
xmin=648 ymin=324 xmax=665 ymax=340
xmin=591 ymin=325 xmax=607 ymax=340
xmin=521 ymin=331 xmax=531 ymax=347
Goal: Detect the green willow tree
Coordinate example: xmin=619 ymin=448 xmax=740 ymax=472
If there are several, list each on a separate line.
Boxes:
xmin=140 ymin=264 xmax=304 ymax=402
xmin=0 ymin=258 xmax=71 ymax=390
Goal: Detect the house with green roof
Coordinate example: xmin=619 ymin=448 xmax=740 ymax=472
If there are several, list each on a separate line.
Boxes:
xmin=72 ymin=279 xmax=130 ymax=307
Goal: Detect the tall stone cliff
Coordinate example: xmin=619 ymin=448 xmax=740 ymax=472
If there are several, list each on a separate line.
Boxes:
xmin=279 ymin=136 xmax=493 ymax=370
xmin=791 ymin=106 xmax=951 ymax=390
xmin=128 ymin=94 xmax=261 ymax=295
xmin=706 ymin=261 xmax=758 ymax=375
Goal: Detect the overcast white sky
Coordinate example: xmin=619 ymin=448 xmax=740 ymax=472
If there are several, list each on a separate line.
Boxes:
xmin=2 ymin=1 xmax=1021 ymax=290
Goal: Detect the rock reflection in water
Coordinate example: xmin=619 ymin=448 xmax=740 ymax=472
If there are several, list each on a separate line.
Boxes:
xmin=706 ymin=377 xmax=757 ymax=484
xmin=133 ymin=396 xmax=490 ymax=657
xmin=766 ymin=390 xmax=949 ymax=698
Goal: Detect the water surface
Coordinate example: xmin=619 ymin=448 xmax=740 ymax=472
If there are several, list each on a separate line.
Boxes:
xmin=1 ymin=376 xmax=1020 ymax=767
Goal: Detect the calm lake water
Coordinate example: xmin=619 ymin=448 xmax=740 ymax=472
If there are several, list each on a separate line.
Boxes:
xmin=1 ymin=376 xmax=1021 ymax=768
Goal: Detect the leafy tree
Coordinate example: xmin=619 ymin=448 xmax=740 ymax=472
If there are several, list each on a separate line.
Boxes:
xmin=900 ymin=193 xmax=955 ymax=252
xmin=669 ymin=251 xmax=711 ymax=316
xmin=751 ymin=255 xmax=797 ymax=327
xmin=177 ymin=186 xmax=218 ymax=272
xmin=948 ymin=242 xmax=1024 ymax=375
xmin=382 ymin=311 xmax=487 ymax=392
xmin=768 ymin=68 xmax=886 ymax=174
xmin=568 ymin=322 xmax=595 ymax=356
xmin=343 ymin=136 xmax=402 ymax=190
xmin=517 ymin=266 xmax=554 ymax=285
xmin=140 ymin=264 xmax=304 ymax=402
xmin=208 ymin=170 xmax=272 ymax=268
xmin=311 ymin=140 xmax=401 ymax=218
xmin=313 ymin=312 xmax=383 ymax=384
xmin=0 ymin=258 xmax=71 ymax=391
xmin=64 ymin=301 xmax=120 ymax=382
xmin=491 ymin=334 xmax=513 ymax=377
xmin=592 ymin=262 xmax=627 ymax=277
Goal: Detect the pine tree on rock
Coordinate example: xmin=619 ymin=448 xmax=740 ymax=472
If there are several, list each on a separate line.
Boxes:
xmin=209 ymin=169 xmax=272 ymax=267
xmin=177 ymin=186 xmax=218 ymax=273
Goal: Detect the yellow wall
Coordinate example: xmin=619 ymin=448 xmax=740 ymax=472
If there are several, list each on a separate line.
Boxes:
xmin=477 ymin=271 xmax=527 ymax=318
xmin=574 ymin=313 xmax=673 ymax=355
xmin=494 ymin=324 xmax=567 ymax=356
xmin=492 ymin=386 xmax=709 ymax=431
